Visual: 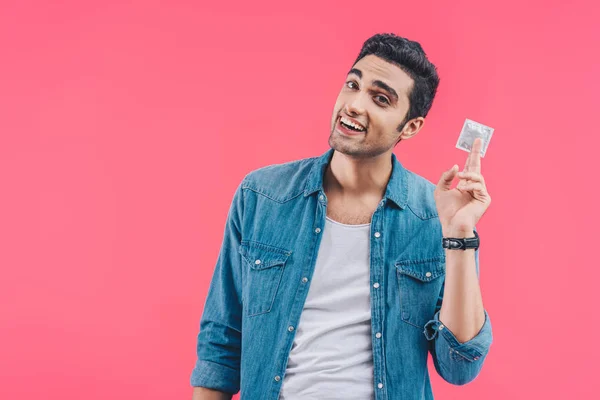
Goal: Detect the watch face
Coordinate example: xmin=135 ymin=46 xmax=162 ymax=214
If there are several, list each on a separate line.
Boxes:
xmin=443 ymin=238 xmax=464 ymax=249
xmin=450 ymin=239 xmax=464 ymax=249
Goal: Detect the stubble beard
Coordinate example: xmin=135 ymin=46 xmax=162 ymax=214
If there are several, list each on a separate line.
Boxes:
xmin=328 ymin=128 xmax=390 ymax=159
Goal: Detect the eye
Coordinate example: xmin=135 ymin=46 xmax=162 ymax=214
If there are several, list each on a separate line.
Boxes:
xmin=375 ymin=95 xmax=390 ymax=105
xmin=346 ymin=81 xmax=358 ymax=89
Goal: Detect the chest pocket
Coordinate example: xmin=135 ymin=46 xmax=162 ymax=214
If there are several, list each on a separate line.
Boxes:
xmin=239 ymin=241 xmax=292 ymax=317
xmin=396 ymin=257 xmax=445 ymax=329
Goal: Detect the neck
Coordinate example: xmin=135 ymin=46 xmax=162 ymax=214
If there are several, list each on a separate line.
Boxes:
xmin=324 ymin=150 xmax=393 ymax=199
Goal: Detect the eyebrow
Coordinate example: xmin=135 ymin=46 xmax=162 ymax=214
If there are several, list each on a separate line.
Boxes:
xmin=347 ymin=68 xmax=399 ymax=103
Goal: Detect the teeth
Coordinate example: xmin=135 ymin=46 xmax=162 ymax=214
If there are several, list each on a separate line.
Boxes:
xmin=340 ymin=116 xmax=365 ymax=131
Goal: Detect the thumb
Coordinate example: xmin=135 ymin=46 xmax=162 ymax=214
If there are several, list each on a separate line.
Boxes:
xmin=437 ymin=164 xmax=459 ymax=190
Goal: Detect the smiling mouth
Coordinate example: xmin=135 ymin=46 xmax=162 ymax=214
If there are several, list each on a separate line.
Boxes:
xmin=340 ymin=116 xmax=366 ymax=131
xmin=337 ymin=116 xmax=367 ymax=135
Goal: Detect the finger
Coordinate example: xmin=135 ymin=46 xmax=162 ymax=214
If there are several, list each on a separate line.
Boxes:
xmin=463 ymin=146 xmax=473 ymax=173
xmin=457 ymin=182 xmax=486 ymax=193
xmin=468 ymin=138 xmax=483 ymax=174
xmin=457 ymin=171 xmax=485 ymax=184
xmin=437 ymin=164 xmax=459 ymax=190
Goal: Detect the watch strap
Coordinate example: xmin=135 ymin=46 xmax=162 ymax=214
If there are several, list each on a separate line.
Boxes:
xmin=442 ymin=230 xmax=479 ymax=250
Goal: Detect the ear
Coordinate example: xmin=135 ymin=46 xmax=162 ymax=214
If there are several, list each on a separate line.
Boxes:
xmin=398 ymin=117 xmax=425 ymax=141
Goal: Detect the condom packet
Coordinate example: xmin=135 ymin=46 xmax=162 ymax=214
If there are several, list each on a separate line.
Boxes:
xmin=456 ymin=118 xmax=494 ymax=158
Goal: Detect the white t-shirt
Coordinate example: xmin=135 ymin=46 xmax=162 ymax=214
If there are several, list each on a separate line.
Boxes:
xmin=279 ymin=216 xmax=374 ymax=400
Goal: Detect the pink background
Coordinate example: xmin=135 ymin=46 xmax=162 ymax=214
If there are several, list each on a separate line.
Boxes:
xmin=1 ymin=0 xmax=598 ymax=398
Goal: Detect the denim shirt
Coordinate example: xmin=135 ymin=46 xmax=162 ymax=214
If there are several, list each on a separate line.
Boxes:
xmin=190 ymin=148 xmax=493 ymax=399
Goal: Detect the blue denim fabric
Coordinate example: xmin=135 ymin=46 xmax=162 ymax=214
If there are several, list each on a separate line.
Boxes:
xmin=190 ymin=148 xmax=493 ymax=399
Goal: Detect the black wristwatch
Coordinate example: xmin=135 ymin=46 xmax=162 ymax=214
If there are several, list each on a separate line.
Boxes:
xmin=442 ymin=230 xmax=479 ymax=250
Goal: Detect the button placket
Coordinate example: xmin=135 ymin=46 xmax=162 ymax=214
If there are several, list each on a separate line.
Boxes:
xmin=271 ymin=190 xmax=326 ymax=391
xmin=370 ymin=211 xmax=386 ymax=399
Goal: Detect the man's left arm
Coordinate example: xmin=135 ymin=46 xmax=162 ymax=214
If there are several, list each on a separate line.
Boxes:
xmin=428 ymin=138 xmax=493 ymax=385
xmin=424 ymin=235 xmax=492 ymax=385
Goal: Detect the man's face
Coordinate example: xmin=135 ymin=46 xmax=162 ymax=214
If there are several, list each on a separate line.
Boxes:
xmin=329 ymin=54 xmax=423 ymax=158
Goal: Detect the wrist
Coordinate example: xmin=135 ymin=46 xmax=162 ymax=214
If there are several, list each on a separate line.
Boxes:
xmin=443 ymin=226 xmax=475 ymax=238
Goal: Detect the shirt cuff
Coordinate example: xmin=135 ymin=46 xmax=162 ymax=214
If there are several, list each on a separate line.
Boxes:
xmin=423 ymin=309 xmax=492 ymax=362
xmin=190 ymin=359 xmax=240 ymax=394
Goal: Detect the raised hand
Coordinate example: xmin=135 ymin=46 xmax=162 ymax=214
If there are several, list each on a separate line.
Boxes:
xmin=434 ymin=138 xmax=491 ymax=237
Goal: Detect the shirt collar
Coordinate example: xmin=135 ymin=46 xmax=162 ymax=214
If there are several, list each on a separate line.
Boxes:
xmin=304 ymin=148 xmax=409 ymax=209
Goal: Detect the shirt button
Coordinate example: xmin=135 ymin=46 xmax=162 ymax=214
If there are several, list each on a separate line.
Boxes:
xmin=474 ymin=356 xmax=480 ymax=360
xmin=376 ymin=332 xmax=382 ymax=338
xmin=302 ymin=277 xmax=308 ymax=283
xmin=319 ymin=194 xmax=324 ymax=201
xmin=439 ymin=324 xmax=445 ymax=330
xmin=374 ymin=232 xmax=381 ymax=238
xmin=378 ymin=383 xmax=383 ymax=389
xmin=255 ymin=259 xmax=261 ymax=265
xmin=315 ymin=227 xmax=321 ymax=234
xmin=373 ymin=282 xmax=380 ymax=289
xmin=274 ymin=375 xmax=281 ymax=382
xmin=288 ymin=326 xmax=294 ymax=332
xmin=425 ymin=272 xmax=432 ymax=278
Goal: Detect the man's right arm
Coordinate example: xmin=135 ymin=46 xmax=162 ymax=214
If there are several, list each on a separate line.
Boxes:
xmin=191 ymin=387 xmax=233 ymax=400
xmin=190 ymin=179 xmax=246 ymax=396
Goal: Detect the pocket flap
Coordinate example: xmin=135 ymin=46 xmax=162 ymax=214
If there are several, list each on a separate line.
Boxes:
xmin=395 ymin=257 xmax=445 ymax=282
xmin=239 ymin=241 xmax=292 ymax=270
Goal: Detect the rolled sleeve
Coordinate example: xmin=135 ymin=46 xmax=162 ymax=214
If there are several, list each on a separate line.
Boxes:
xmin=190 ymin=359 xmax=240 ymax=394
xmin=424 ymin=309 xmax=493 ymax=384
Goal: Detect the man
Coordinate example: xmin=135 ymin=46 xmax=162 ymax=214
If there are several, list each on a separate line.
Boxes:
xmin=191 ymin=33 xmax=493 ymax=400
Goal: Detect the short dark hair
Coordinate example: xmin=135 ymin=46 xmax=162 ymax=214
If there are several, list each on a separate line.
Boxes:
xmin=353 ymin=33 xmax=440 ymax=132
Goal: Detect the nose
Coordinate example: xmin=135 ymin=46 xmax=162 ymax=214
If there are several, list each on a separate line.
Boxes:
xmin=344 ymin=92 xmax=366 ymax=116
